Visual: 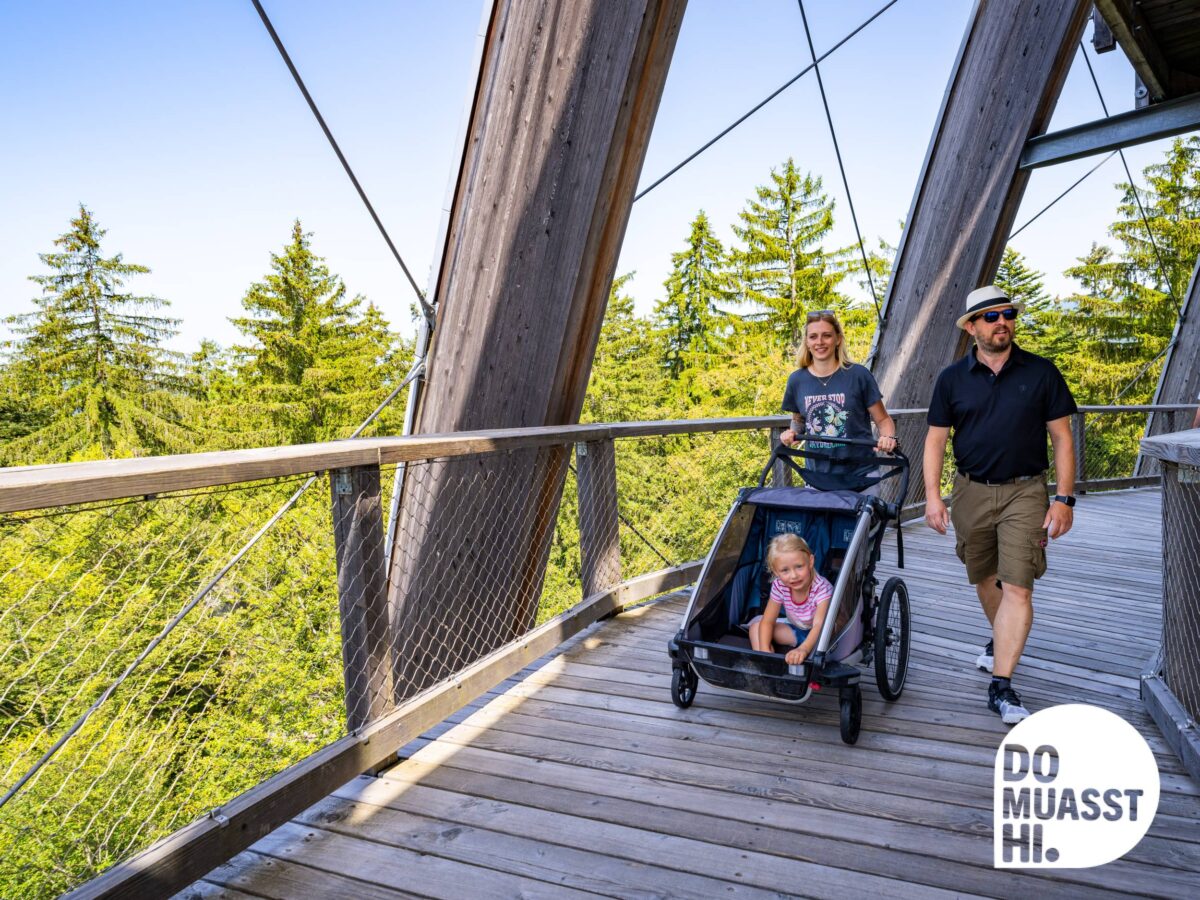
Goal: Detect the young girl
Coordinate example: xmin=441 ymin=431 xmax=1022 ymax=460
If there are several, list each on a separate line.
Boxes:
xmin=749 ymin=534 xmax=832 ymax=665
xmin=780 ymin=310 xmax=896 ymax=461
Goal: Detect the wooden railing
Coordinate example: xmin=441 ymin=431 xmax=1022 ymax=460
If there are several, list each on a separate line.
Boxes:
xmin=1139 ymin=428 xmax=1200 ymax=782
xmin=1 ymin=405 xmax=1190 ymax=899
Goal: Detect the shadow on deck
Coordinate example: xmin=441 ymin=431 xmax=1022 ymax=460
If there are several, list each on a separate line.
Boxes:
xmin=181 ymin=488 xmax=1200 ymax=898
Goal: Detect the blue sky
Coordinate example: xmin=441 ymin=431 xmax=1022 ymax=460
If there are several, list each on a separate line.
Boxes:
xmin=0 ymin=1 xmax=1175 ymax=353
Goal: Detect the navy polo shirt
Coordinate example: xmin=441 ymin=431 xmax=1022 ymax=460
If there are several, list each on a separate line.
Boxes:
xmin=927 ymin=344 xmax=1076 ymax=482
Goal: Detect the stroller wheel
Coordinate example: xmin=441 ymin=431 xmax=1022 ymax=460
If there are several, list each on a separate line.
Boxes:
xmin=874 ymin=576 xmax=911 ymax=701
xmin=839 ymin=686 xmax=862 ymax=745
xmin=671 ymin=665 xmax=698 ymax=709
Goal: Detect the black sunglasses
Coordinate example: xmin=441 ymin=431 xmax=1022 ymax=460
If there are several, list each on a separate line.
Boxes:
xmin=972 ymin=308 xmax=1018 ymax=323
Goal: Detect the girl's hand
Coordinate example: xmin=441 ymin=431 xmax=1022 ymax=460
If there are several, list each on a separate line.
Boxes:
xmin=780 ymin=429 xmax=797 ymax=445
xmin=785 ymin=645 xmax=810 ymax=665
xmin=875 ymin=434 xmax=898 ymax=453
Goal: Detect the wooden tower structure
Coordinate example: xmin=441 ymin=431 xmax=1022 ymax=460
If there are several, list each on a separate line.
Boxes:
xmin=389 ymin=0 xmax=1200 ymax=685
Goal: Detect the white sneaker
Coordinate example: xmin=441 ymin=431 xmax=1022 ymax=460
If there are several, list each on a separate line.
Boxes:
xmin=976 ymin=639 xmax=994 ymax=673
xmin=988 ymin=683 xmax=1030 ymax=725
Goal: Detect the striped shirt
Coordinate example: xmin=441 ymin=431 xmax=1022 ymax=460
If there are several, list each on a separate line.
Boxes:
xmin=770 ymin=572 xmax=833 ymax=629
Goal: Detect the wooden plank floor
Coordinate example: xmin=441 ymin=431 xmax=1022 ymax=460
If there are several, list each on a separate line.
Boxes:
xmin=181 ymin=488 xmax=1200 ymax=899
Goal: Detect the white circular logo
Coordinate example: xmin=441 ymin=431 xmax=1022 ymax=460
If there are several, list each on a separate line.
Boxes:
xmin=993 ymin=704 xmax=1159 ymax=868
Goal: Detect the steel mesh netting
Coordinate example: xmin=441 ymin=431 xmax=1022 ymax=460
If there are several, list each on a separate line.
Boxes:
xmin=1075 ymin=410 xmax=1153 ymax=484
xmin=1162 ymin=465 xmax=1200 ymax=723
xmin=0 ymin=477 xmax=346 ymax=898
xmin=385 ymin=446 xmax=589 ymax=704
xmin=612 ymin=430 xmax=770 ymax=578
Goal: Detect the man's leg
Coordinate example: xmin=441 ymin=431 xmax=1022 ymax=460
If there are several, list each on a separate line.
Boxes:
xmin=990 ymin=582 xmax=1033 ymax=678
xmin=975 ymin=576 xmax=1001 ymax=625
xmin=987 ymin=480 xmax=1046 ymax=724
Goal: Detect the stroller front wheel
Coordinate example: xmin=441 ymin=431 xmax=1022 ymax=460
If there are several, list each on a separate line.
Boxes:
xmin=874 ymin=576 xmax=911 ymax=700
xmin=839 ymin=685 xmax=862 ymax=744
xmin=671 ymin=665 xmax=698 ymax=708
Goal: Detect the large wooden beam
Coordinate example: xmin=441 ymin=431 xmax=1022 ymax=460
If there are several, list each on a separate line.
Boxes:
xmin=388 ymin=0 xmax=687 ymax=699
xmin=869 ymin=0 xmax=1091 ymax=501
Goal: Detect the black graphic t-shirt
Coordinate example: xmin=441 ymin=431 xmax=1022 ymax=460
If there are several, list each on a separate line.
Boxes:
xmin=781 ymin=363 xmax=883 ymax=472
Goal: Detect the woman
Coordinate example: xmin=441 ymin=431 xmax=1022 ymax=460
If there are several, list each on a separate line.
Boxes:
xmin=779 ymin=310 xmax=896 ymax=475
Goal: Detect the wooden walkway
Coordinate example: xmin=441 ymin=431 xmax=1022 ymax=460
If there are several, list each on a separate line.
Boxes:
xmin=181 ymin=488 xmax=1200 ymax=899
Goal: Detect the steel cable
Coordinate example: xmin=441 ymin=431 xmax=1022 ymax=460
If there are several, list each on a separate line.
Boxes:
xmin=796 ymin=0 xmax=883 ymax=322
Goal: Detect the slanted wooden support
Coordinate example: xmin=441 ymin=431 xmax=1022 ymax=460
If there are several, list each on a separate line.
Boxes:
xmin=329 ymin=465 xmax=392 ymax=731
xmin=576 ymin=440 xmax=621 ymax=598
xmin=868 ymin=0 xmax=1090 ymax=504
xmin=388 ymin=0 xmax=687 ymax=699
xmin=1140 ymin=252 xmax=1200 ymax=473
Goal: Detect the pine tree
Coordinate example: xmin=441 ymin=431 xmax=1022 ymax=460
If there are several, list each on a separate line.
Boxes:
xmin=2 ymin=206 xmax=190 ymax=463
xmin=731 ymin=159 xmax=842 ymax=347
xmin=994 ymin=247 xmax=1065 ymax=357
xmin=1050 ymin=138 xmax=1200 ymax=402
xmin=1058 ymin=243 xmax=1159 ymax=402
xmin=230 ymin=221 xmax=408 ymax=444
xmin=583 ymin=275 xmax=668 ymax=423
xmin=654 ymin=211 xmax=734 ymax=378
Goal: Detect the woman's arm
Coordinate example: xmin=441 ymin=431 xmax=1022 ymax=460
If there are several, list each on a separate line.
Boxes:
xmin=780 ymin=413 xmax=804 ymax=445
xmin=867 ymin=400 xmax=897 ymax=453
xmin=785 ymin=599 xmax=830 ymax=665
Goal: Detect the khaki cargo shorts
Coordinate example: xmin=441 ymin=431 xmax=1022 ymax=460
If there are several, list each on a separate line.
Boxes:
xmin=949 ymin=474 xmax=1049 ymax=590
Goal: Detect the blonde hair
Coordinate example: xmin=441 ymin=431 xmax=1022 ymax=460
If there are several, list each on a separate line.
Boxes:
xmin=766 ymin=533 xmax=813 ymax=574
xmin=795 ymin=310 xmax=854 ymax=370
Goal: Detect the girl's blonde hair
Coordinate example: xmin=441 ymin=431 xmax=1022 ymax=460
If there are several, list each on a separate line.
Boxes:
xmin=795 ymin=309 xmax=854 ymax=370
xmin=766 ymin=533 xmax=813 ymax=573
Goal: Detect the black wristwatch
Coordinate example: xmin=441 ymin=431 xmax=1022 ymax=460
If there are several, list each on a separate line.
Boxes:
xmin=1052 ymin=494 xmax=1076 ymax=507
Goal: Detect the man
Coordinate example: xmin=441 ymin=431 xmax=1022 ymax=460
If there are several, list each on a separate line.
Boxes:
xmin=923 ymin=285 xmax=1077 ymax=725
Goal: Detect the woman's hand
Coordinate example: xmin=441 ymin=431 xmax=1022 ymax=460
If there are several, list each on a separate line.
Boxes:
xmin=875 ymin=433 xmax=898 ymax=453
xmin=780 ymin=429 xmax=797 ymax=445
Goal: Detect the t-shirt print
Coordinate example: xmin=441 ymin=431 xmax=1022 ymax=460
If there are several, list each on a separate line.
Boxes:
xmin=804 ymin=392 xmax=848 ymax=449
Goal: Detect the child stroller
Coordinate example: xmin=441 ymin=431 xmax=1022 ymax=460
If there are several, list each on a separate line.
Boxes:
xmin=667 ymin=436 xmax=912 ymax=744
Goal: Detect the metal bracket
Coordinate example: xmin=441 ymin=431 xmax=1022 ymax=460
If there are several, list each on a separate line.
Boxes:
xmin=332 ymin=469 xmax=354 ymax=496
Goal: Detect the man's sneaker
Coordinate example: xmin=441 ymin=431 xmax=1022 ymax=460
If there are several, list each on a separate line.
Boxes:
xmin=988 ymin=682 xmax=1030 ymax=725
xmin=976 ymin=639 xmax=994 ymax=672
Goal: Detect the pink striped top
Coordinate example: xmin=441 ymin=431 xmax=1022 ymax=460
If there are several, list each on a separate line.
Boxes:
xmin=769 ymin=572 xmax=833 ymax=629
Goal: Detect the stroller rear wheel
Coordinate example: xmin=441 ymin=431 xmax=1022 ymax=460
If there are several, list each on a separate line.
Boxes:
xmin=839 ymin=685 xmax=862 ymax=744
xmin=671 ymin=665 xmax=698 ymax=708
xmin=874 ymin=576 xmax=911 ymax=700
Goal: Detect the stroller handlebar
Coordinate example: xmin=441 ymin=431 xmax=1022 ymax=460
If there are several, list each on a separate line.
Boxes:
xmin=759 ymin=434 xmax=911 ymax=512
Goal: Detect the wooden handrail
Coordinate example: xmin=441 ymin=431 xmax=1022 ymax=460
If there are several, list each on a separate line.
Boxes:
xmin=3 ymin=406 xmax=1195 ymax=514
xmin=0 ymin=419 xmax=775 ymax=514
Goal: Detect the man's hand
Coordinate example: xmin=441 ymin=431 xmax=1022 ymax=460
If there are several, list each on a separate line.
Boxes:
xmin=1044 ymin=501 xmax=1073 ymax=539
xmin=785 ymin=645 xmax=810 ymax=665
xmin=780 ymin=429 xmax=797 ymax=445
xmin=925 ymin=495 xmax=950 ymax=535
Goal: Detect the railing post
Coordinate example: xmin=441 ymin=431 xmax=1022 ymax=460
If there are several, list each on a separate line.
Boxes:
xmin=330 ymin=465 xmax=392 ymax=732
xmin=770 ymin=426 xmax=793 ymax=487
xmin=1071 ymin=411 xmax=1087 ymax=490
xmin=576 ymin=440 xmax=621 ymax=598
